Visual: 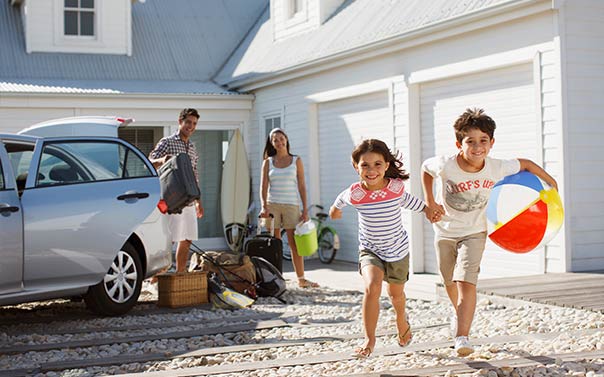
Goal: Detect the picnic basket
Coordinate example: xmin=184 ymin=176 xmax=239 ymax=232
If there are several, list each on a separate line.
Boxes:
xmin=157 ymin=271 xmax=208 ymax=308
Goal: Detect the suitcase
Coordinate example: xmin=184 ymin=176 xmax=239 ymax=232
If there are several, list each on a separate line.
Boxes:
xmin=158 ymin=153 xmax=200 ymax=214
xmin=244 ymin=215 xmax=283 ymax=273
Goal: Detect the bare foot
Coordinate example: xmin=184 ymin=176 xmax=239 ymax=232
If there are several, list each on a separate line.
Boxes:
xmin=298 ymin=278 xmax=319 ymax=288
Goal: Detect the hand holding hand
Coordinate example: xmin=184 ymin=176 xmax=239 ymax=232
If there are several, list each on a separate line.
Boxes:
xmin=329 ymin=206 xmax=342 ymax=220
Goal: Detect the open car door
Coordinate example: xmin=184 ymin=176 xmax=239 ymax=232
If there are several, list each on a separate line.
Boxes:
xmin=0 ymin=141 xmax=24 ymax=295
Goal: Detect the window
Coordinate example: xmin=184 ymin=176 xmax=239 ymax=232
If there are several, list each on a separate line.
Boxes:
xmin=264 ymin=115 xmax=281 ymax=137
xmin=36 ymin=141 xmax=152 ymax=187
xmin=64 ymin=0 xmax=95 ymax=37
xmin=289 ymin=0 xmax=304 ymax=18
xmin=0 ymin=162 xmax=4 ymax=190
xmin=118 ymin=128 xmax=157 ymax=157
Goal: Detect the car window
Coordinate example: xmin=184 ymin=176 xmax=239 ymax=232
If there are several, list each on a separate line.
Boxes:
xmin=36 ymin=141 xmax=152 ymax=186
xmin=0 ymin=161 xmax=4 ymax=190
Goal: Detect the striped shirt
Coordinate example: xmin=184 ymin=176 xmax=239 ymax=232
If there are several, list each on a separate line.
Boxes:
xmin=267 ymin=156 xmax=299 ymax=206
xmin=333 ymin=178 xmax=425 ymax=262
xmin=149 ymin=132 xmax=199 ymax=180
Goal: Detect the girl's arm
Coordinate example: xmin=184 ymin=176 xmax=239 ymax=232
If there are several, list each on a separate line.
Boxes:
xmin=296 ymin=157 xmax=309 ymax=222
xmin=259 ymin=159 xmax=270 ymax=217
xmin=422 ymin=171 xmax=445 ymax=222
xmin=329 ymin=189 xmax=349 ymax=220
xmin=519 ymin=159 xmax=558 ymax=191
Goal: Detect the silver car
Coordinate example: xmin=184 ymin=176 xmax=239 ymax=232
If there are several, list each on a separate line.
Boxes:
xmin=0 ymin=117 xmax=171 ymax=316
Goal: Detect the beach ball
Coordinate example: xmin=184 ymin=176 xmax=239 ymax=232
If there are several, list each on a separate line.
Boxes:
xmin=487 ymin=171 xmax=564 ymax=253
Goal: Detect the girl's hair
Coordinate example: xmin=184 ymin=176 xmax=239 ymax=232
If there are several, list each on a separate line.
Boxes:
xmin=351 ymin=139 xmax=410 ymax=180
xmin=263 ymin=128 xmax=292 ymax=158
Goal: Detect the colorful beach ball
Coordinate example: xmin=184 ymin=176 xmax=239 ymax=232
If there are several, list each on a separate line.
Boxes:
xmin=487 ymin=171 xmax=564 ymax=253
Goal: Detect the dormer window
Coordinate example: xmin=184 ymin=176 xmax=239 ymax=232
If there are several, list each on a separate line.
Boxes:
xmin=64 ymin=0 xmax=95 ymax=37
xmin=288 ymin=0 xmax=304 ymax=18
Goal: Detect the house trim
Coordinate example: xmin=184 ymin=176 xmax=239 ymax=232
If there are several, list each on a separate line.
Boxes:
xmin=407 ymin=42 xmax=552 ymax=84
xmin=305 ymin=77 xmax=400 ymax=210
xmin=230 ymin=0 xmax=552 ymax=91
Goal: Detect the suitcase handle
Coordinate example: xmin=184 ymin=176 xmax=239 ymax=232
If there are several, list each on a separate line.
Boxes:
xmin=257 ymin=213 xmax=275 ymax=236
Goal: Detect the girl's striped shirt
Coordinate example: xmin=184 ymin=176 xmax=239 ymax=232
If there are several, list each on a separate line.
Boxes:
xmin=332 ymin=178 xmax=425 ymax=262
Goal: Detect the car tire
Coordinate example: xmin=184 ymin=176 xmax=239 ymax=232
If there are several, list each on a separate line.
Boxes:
xmin=84 ymin=242 xmax=143 ymax=316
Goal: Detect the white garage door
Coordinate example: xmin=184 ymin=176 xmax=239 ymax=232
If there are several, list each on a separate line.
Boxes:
xmin=420 ymin=63 xmax=544 ymax=277
xmin=318 ymin=91 xmax=393 ymax=262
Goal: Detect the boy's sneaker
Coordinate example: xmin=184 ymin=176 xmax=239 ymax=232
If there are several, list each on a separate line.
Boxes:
xmin=454 ymin=336 xmax=474 ymax=356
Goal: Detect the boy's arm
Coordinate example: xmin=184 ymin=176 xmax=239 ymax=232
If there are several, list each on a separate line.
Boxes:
xmin=518 ymin=159 xmax=558 ymax=191
xmin=422 ymin=171 xmax=445 ymax=222
xmin=329 ymin=206 xmax=342 ymax=219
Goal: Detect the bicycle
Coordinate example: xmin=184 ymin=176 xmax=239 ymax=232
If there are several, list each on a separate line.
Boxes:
xmin=281 ymin=204 xmax=340 ymax=264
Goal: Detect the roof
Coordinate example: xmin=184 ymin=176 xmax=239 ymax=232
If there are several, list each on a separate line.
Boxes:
xmin=0 ymin=0 xmax=267 ymax=95
xmin=0 ymin=79 xmax=236 ymax=95
xmin=215 ymin=0 xmax=520 ymax=87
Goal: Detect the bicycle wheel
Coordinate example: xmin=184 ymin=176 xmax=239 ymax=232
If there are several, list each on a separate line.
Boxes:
xmin=280 ymin=229 xmax=292 ymax=261
xmin=318 ymin=227 xmax=339 ymax=264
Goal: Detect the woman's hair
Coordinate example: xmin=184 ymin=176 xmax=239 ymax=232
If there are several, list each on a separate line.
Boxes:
xmin=351 ymin=139 xmax=409 ymax=180
xmin=263 ymin=128 xmax=292 ymax=158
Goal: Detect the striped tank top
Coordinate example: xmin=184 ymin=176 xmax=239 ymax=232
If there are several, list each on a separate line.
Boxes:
xmin=267 ymin=156 xmax=299 ymax=206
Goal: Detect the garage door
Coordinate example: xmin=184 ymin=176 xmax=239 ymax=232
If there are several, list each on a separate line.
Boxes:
xmin=318 ymin=91 xmax=393 ymax=262
xmin=420 ymin=63 xmax=544 ymax=277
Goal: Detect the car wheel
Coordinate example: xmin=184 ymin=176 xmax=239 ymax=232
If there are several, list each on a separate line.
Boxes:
xmin=84 ymin=242 xmax=143 ymax=316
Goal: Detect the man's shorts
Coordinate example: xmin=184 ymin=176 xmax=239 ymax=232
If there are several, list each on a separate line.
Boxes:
xmin=168 ymin=204 xmax=198 ymax=242
xmin=359 ymin=250 xmax=410 ymax=284
xmin=435 ymin=232 xmax=487 ymax=286
xmin=267 ymin=202 xmax=300 ymax=229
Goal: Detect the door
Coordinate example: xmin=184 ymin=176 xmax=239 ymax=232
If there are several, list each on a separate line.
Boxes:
xmin=190 ymin=130 xmax=231 ymax=249
xmin=0 ymin=141 xmax=23 ymax=294
xmin=19 ymin=139 xmax=160 ymax=289
xmin=420 ymin=63 xmax=543 ymax=277
xmin=318 ymin=91 xmax=393 ymax=262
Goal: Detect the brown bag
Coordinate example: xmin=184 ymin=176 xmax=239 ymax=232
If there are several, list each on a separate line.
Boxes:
xmin=189 ymin=251 xmax=256 ymax=295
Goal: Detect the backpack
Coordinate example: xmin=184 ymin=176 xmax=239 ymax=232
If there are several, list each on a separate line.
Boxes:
xmin=189 ymin=246 xmax=257 ymax=298
xmin=251 ymin=256 xmax=286 ymax=303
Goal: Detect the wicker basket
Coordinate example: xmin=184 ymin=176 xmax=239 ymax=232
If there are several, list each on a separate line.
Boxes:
xmin=157 ymin=271 xmax=208 ymax=308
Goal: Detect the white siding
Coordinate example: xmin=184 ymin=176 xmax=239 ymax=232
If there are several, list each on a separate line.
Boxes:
xmin=562 ymin=0 xmax=604 ymax=271
xmin=247 ymin=9 xmax=566 ymax=271
xmin=318 ymin=91 xmax=392 ymax=262
xmin=24 ymin=0 xmax=131 ymax=55
xmin=419 ymin=64 xmax=544 ymax=277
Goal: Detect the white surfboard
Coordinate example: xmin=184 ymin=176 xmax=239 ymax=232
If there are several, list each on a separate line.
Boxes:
xmin=221 ymin=129 xmax=250 ymax=251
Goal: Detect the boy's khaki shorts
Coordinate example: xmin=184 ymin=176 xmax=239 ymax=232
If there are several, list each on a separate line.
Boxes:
xmin=266 ymin=202 xmax=300 ymax=229
xmin=359 ymin=250 xmax=409 ymax=284
xmin=435 ymin=232 xmax=487 ymax=286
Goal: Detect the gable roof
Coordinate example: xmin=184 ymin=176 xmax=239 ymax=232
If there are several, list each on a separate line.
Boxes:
xmin=0 ymin=0 xmax=267 ymax=95
xmin=215 ymin=0 xmax=525 ymax=88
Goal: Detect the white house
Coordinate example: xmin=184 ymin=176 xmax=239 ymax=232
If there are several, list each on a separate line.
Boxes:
xmin=2 ymin=0 xmax=603 ymax=277
xmin=0 ymin=0 xmax=266 ymax=249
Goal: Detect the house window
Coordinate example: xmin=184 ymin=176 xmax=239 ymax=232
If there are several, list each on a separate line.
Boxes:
xmin=118 ymin=128 xmax=157 ymax=157
xmin=264 ymin=115 xmax=281 ymax=137
xmin=288 ymin=0 xmax=304 ymax=18
xmin=64 ymin=0 xmax=95 ymax=37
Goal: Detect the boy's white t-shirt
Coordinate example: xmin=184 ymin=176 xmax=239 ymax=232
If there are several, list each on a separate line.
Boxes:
xmin=422 ymin=154 xmax=520 ymax=238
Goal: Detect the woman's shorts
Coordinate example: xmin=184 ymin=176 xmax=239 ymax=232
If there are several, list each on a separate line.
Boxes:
xmin=359 ymin=250 xmax=410 ymax=284
xmin=267 ymin=202 xmax=300 ymax=229
xmin=168 ymin=205 xmax=198 ymax=242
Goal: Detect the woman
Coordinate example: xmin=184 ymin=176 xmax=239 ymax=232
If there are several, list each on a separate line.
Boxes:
xmin=259 ymin=128 xmax=319 ymax=288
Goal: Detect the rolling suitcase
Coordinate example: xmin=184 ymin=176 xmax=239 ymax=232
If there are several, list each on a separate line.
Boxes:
xmin=158 ymin=153 xmax=200 ymax=214
xmin=244 ymin=215 xmax=283 ymax=272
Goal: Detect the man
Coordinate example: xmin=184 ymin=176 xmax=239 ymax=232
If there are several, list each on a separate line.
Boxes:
xmin=149 ymin=108 xmax=204 ymax=272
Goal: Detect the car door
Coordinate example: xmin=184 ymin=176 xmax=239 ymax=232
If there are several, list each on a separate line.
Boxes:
xmin=0 ymin=141 xmax=24 ymax=295
xmin=20 ymin=138 xmax=160 ymax=290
